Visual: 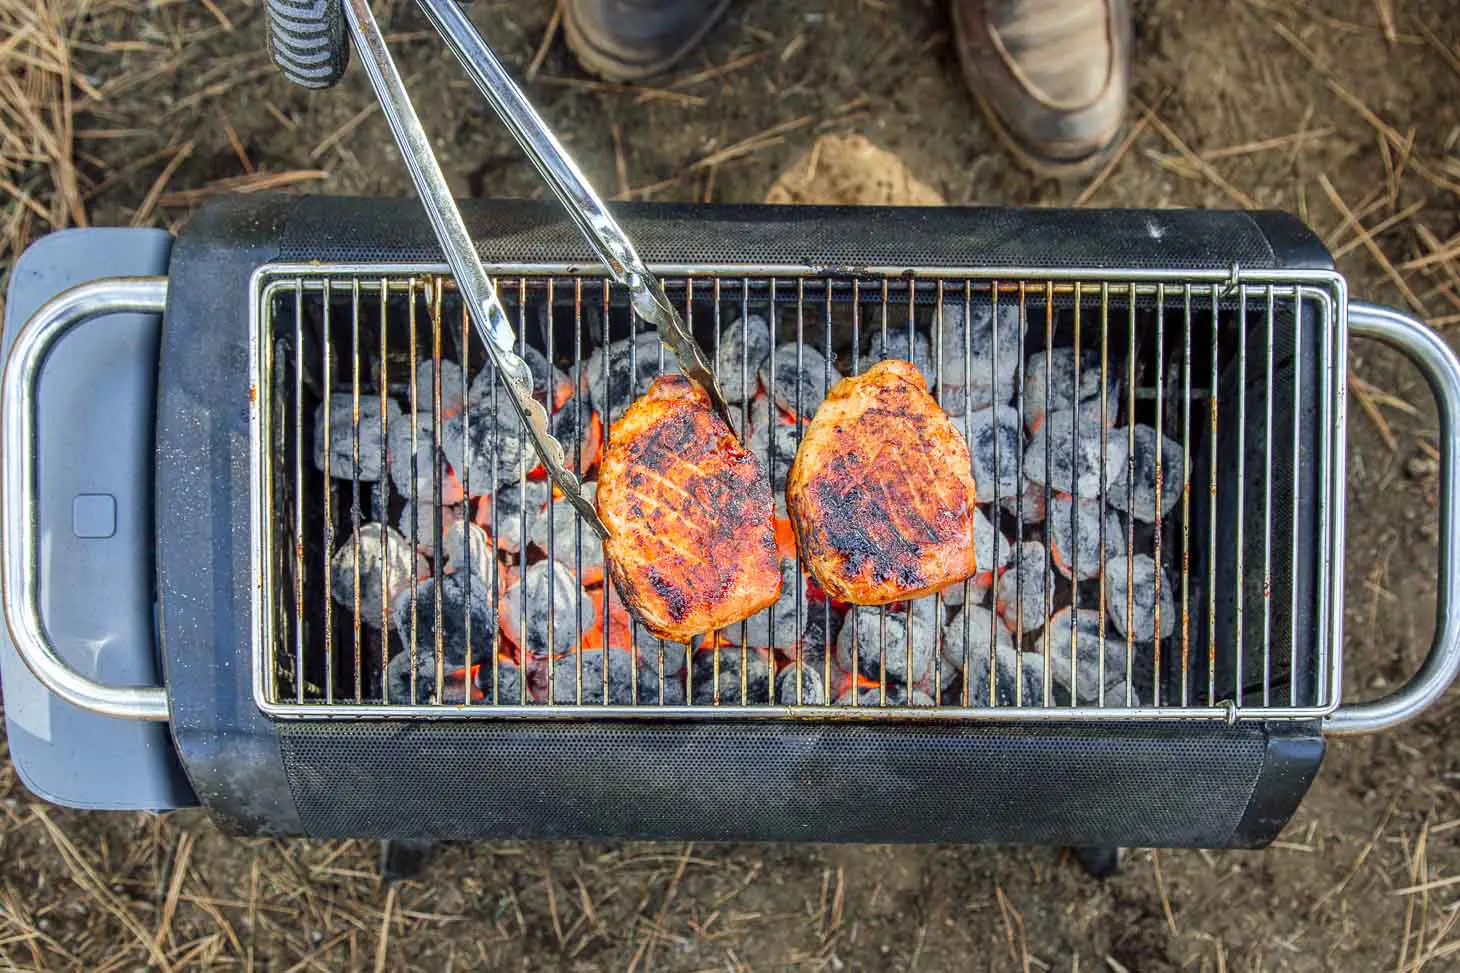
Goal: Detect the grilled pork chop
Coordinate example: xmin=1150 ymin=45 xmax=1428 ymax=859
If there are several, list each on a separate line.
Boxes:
xmin=596 ymin=375 xmax=781 ymax=642
xmin=787 ymin=359 xmax=979 ymax=605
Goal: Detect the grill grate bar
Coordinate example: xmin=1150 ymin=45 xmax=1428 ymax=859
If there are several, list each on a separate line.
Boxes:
xmin=255 ymin=266 xmax=1341 ymax=721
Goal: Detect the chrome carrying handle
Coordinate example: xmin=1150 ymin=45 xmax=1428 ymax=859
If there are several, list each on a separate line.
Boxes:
xmin=1328 ymin=302 xmax=1460 ymax=734
xmin=1 ymin=278 xmax=171 ymax=721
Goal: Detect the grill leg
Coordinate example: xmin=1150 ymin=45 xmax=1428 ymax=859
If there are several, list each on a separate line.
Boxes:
xmin=1071 ymin=846 xmax=1124 ymax=879
xmin=379 ymin=839 xmax=435 ymax=882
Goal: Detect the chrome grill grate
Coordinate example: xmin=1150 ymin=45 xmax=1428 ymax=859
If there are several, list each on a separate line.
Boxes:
xmin=251 ymin=263 xmax=1343 ymax=720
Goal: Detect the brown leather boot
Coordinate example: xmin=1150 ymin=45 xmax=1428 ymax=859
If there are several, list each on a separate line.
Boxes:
xmin=564 ymin=0 xmax=731 ymax=82
xmin=951 ymin=0 xmax=1131 ymax=179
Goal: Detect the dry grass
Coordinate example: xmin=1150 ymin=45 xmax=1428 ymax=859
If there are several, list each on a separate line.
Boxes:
xmin=0 ymin=0 xmax=1458 ymax=970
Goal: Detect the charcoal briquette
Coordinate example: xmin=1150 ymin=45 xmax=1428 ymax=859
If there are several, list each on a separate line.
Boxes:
xmin=937 ymin=301 xmax=1024 ymax=415
xmin=529 ymin=482 xmax=605 ymax=584
xmin=715 ymin=313 xmax=773 ymax=404
xmin=586 ymin=332 xmax=681 ymax=424
xmin=995 ymin=541 xmax=1051 ymax=635
xmin=1048 ymin=494 xmax=1125 ymax=581
xmin=834 ymin=600 xmax=947 ymax=691
xmin=1024 ymin=407 xmax=1127 ymax=499
xmin=550 ymin=648 xmax=674 ymax=705
xmin=866 ymin=328 xmax=935 ymax=389
xmin=691 ymin=647 xmax=771 ymax=704
xmin=1042 ymin=607 xmax=1132 ymax=704
xmin=1107 ymin=424 xmax=1186 ymax=523
xmin=439 ymin=397 xmax=530 ymax=492
xmin=330 ymin=522 xmax=418 ymax=627
xmin=473 ymin=658 xmax=528 ymax=705
xmin=313 ymin=393 xmax=400 ymax=482
xmin=388 ymin=412 xmax=462 ymax=503
xmin=414 ymin=359 xmax=467 ymax=417
xmin=1022 ymin=348 xmax=1121 ymax=434
xmin=964 ymin=405 xmax=1022 ymax=502
xmin=833 ymin=684 xmax=936 ymax=707
xmin=1105 ymin=554 xmax=1174 ymax=642
xmin=442 ymin=520 xmax=493 ymax=582
xmin=776 ymin=663 xmax=828 ymax=705
xmin=501 ymin=560 xmax=584 ymax=659
xmin=390 ymin=571 xmax=497 ymax=674
xmin=746 ymin=416 xmax=802 ymax=497
xmin=759 ymin=343 xmax=841 ymax=419
xmin=395 ymin=500 xmax=462 ymax=546
xmin=1001 ymin=478 xmax=1048 ymax=524
xmin=940 ymin=605 xmax=1015 ymax=673
xmin=479 ymin=480 xmax=551 ymax=556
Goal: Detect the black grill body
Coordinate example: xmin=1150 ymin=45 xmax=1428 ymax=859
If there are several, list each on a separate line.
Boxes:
xmin=156 ymin=195 xmax=1327 ymax=843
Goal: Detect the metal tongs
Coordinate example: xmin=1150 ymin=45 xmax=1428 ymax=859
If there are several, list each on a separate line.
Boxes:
xmin=341 ymin=0 xmax=732 ymax=540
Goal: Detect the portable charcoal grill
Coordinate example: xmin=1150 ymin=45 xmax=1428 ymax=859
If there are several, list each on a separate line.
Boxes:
xmin=4 ymin=194 xmax=1458 ymax=847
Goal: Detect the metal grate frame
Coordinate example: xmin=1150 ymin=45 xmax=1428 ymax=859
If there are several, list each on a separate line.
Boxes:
xmin=249 ymin=262 xmax=1347 ymax=722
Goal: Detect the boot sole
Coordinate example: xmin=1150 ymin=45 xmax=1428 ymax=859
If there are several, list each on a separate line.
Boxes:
xmin=564 ymin=0 xmax=732 ymax=83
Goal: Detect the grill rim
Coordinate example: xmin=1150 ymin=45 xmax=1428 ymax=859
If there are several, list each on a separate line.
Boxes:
xmin=247 ymin=260 xmax=1349 ymax=723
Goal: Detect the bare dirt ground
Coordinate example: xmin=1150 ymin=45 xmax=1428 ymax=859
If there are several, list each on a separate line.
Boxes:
xmin=2 ymin=0 xmax=1460 ymax=970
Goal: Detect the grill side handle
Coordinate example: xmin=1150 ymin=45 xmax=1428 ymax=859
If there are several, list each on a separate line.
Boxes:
xmin=0 ymin=278 xmax=171 ymax=722
xmin=1328 ymin=301 xmax=1460 ymax=735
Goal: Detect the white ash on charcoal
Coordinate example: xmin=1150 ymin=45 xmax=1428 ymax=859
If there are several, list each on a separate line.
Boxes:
xmin=395 ymin=500 xmax=462 ymax=546
xmin=940 ymin=605 xmax=1014 ymax=673
xmin=1043 ymin=607 xmax=1137 ymax=706
xmin=936 ymin=301 xmax=1025 ymax=415
xmin=388 ymin=412 xmax=464 ymax=505
xmin=759 ymin=343 xmax=842 ymax=419
xmin=715 ymin=313 xmax=773 ymax=404
xmin=413 ymin=359 xmax=467 ymax=417
xmin=586 ymin=331 xmax=681 ymax=424
xmin=834 ymin=683 xmax=936 ymax=707
xmin=390 ymin=572 xmax=497 ymax=674
xmin=727 ymin=389 xmax=772 ymax=442
xmin=442 ymin=519 xmax=493 ymax=581
xmin=528 ymin=482 xmax=605 ymax=585
xmin=550 ymin=648 xmax=683 ymax=705
xmin=1022 ymin=348 xmax=1122 ymax=434
xmin=439 ymin=396 xmax=530 ymax=492
xmin=1025 ymin=407 xmax=1127 ymax=499
xmin=1048 ymin=494 xmax=1125 ymax=582
xmin=1105 ymin=553 xmax=1174 ymax=642
xmin=866 ymin=328 xmax=935 ymax=389
xmin=478 ymin=480 xmax=550 ymax=556
xmin=329 ymin=522 xmax=420 ymax=627
xmin=835 ymin=600 xmax=953 ymax=695
xmin=691 ymin=647 xmax=771 ymax=704
xmin=314 ymin=393 xmax=400 ymax=482
xmin=473 ymin=658 xmax=528 ymax=705
xmin=965 ymin=405 xmax=1023 ymax=502
xmin=1001 ymin=478 xmax=1048 ymax=524
xmin=500 ymin=560 xmax=585 ymax=659
xmin=937 ymin=571 xmax=990 ymax=609
xmin=720 ymin=557 xmax=804 ymax=650
xmin=996 ymin=541 xmax=1051 ymax=635
xmin=1107 ymin=424 xmax=1186 ymax=523
xmin=777 ymin=663 xmax=828 ymax=705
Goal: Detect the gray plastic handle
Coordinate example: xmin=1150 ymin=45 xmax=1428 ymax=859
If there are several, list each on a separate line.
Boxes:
xmin=1327 ymin=302 xmax=1460 ymax=734
xmin=1 ymin=277 xmax=171 ymax=721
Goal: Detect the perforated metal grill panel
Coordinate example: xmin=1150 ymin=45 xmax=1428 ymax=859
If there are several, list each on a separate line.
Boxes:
xmin=278 ymin=720 xmax=1283 ymax=845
